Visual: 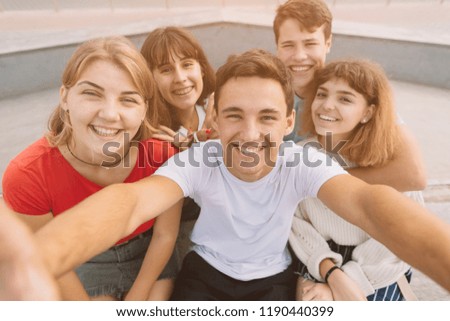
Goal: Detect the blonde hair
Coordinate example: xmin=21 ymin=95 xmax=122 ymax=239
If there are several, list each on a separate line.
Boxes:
xmin=140 ymin=26 xmax=216 ymax=130
xmin=301 ymin=59 xmax=399 ymax=167
xmin=46 ymin=36 xmax=160 ymax=146
xmin=274 ymin=0 xmax=332 ymax=44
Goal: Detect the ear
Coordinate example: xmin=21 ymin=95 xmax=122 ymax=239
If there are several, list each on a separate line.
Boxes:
xmin=284 ymin=109 xmax=296 ymax=135
xmin=361 ymin=104 xmax=375 ymax=123
xmin=59 ymin=86 xmax=68 ymax=111
xmin=211 ymin=106 xmax=219 ymax=134
xmin=325 ymin=34 xmax=332 ymax=54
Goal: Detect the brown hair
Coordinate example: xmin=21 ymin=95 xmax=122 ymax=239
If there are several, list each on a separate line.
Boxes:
xmin=301 ymin=59 xmax=399 ymax=167
xmin=140 ymin=26 xmax=216 ymax=130
xmin=214 ymin=49 xmax=294 ymax=115
xmin=273 ymin=0 xmax=332 ymax=44
xmin=46 ymin=36 xmax=160 ymax=146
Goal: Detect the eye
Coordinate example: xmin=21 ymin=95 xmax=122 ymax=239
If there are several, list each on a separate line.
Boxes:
xmin=226 ymin=114 xmax=241 ymax=120
xmin=159 ymin=66 xmax=172 ymax=74
xmin=316 ymin=91 xmax=327 ymax=98
xmin=183 ymin=61 xmax=195 ymax=68
xmin=82 ymin=90 xmax=101 ymax=97
xmin=281 ymin=43 xmax=293 ymax=49
xmin=261 ymin=115 xmax=277 ymax=121
xmin=339 ymin=96 xmax=353 ymax=104
xmin=121 ymin=97 xmax=139 ymax=104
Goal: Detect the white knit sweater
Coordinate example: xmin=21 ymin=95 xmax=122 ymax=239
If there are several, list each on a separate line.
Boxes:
xmin=288 ymin=138 xmax=425 ymax=296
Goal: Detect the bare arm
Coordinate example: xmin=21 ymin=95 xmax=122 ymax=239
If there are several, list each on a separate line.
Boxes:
xmin=318 ymin=175 xmax=450 ymax=291
xmin=347 ymin=125 xmax=427 ymax=191
xmin=35 ymin=175 xmax=184 ymax=278
xmin=125 ymin=200 xmax=183 ymax=301
xmin=10 ymin=208 xmax=90 ymax=300
xmin=0 ymin=200 xmax=59 ymax=300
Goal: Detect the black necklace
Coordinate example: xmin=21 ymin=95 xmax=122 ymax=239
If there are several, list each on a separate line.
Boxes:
xmin=66 ymin=144 xmax=130 ymax=169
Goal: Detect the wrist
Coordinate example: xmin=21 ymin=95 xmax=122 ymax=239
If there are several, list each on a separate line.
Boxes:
xmin=324 ymin=265 xmax=342 ymax=283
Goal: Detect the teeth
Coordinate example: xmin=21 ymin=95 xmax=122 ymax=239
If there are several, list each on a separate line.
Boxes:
xmin=173 ymin=87 xmax=193 ymax=96
xmin=91 ymin=126 xmax=120 ymax=137
xmin=319 ymin=114 xmax=338 ymax=122
xmin=290 ymin=65 xmax=310 ymax=72
xmin=232 ymin=142 xmax=266 ymax=155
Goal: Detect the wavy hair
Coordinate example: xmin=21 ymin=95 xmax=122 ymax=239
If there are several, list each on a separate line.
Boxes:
xmin=273 ymin=0 xmax=332 ymax=44
xmin=46 ymin=36 xmax=160 ymax=146
xmin=301 ymin=59 xmax=399 ymax=167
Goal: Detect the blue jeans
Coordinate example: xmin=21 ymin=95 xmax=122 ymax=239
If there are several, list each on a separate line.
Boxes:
xmin=76 ymin=228 xmax=178 ymax=299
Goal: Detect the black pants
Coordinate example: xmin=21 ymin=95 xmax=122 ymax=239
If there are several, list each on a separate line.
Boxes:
xmin=171 ymin=251 xmax=296 ymax=301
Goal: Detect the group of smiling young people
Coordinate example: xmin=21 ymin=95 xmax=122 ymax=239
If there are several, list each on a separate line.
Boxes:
xmin=2 ymin=0 xmax=449 ymax=301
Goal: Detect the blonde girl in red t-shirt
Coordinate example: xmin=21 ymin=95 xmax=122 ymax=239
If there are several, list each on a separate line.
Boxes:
xmin=2 ymin=36 xmax=182 ymax=301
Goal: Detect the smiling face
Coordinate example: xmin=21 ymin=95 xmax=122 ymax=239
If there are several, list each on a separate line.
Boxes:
xmin=152 ymin=53 xmax=204 ymax=112
xmin=277 ymin=18 xmax=331 ymax=97
xmin=312 ymin=77 xmax=374 ymax=143
xmin=216 ymin=76 xmax=294 ymax=182
xmin=61 ymin=59 xmax=147 ymax=163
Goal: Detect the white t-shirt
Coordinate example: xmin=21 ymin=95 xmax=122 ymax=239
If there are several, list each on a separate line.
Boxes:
xmin=178 ymin=105 xmax=206 ymax=136
xmin=155 ymin=140 xmax=347 ymax=280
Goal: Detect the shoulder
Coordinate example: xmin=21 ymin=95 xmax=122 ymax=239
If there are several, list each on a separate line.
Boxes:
xmin=4 ymin=138 xmax=58 ymax=176
xmin=138 ymin=138 xmax=178 ymax=167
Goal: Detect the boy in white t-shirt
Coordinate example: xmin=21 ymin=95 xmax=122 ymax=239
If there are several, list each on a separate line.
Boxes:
xmin=29 ymin=49 xmax=450 ymax=299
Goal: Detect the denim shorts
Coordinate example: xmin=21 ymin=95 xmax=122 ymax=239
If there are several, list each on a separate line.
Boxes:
xmin=75 ymin=228 xmax=179 ymax=299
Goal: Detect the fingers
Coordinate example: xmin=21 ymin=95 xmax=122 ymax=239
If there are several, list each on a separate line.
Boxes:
xmin=206 ymin=93 xmax=215 ymax=110
xmin=151 ymin=134 xmax=175 ymax=142
xmin=157 ymin=125 xmax=177 ymax=137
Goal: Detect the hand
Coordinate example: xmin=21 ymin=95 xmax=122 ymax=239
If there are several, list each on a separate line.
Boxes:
xmin=194 ymin=128 xmax=217 ymax=141
xmin=152 ymin=125 xmax=193 ymax=149
xmin=201 ymin=93 xmax=219 ymax=139
xmin=296 ymin=276 xmax=333 ymax=301
xmin=327 ymin=269 xmax=367 ymax=301
xmin=0 ymin=201 xmax=60 ymax=300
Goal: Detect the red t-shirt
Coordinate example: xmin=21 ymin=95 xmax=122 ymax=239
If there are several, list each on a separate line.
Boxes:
xmin=2 ymin=137 xmax=177 ymax=244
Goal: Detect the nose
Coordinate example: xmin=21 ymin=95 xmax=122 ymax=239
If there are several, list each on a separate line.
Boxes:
xmin=322 ymin=97 xmax=335 ymax=111
xmin=293 ymin=45 xmax=307 ymax=61
xmin=173 ymin=66 xmax=187 ymax=83
xmin=240 ymin=119 xmax=262 ymax=142
xmin=99 ymin=98 xmax=121 ymax=121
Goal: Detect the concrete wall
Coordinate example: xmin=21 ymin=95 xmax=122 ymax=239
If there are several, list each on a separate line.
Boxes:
xmin=1 ymin=21 xmax=449 ymax=100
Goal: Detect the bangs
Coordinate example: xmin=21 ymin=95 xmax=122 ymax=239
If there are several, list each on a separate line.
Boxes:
xmin=149 ymin=34 xmax=198 ymax=68
xmin=316 ymin=62 xmax=377 ymax=105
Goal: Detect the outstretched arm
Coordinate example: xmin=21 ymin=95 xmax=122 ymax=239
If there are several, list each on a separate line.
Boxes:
xmin=0 ymin=200 xmax=59 ymax=300
xmin=318 ymin=174 xmax=450 ymax=291
xmin=348 ymin=125 xmax=427 ymax=191
xmin=35 ymin=175 xmax=184 ymax=279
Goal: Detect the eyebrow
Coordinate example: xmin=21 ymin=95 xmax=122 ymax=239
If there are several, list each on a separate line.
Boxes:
xmin=221 ymin=106 xmax=242 ymax=113
xmin=318 ymin=86 xmax=357 ymax=97
xmin=77 ymin=81 xmax=140 ymax=96
xmin=221 ymin=107 xmax=282 ymax=115
xmin=259 ymin=108 xmax=281 ymax=115
xmin=78 ymin=81 xmax=103 ymax=90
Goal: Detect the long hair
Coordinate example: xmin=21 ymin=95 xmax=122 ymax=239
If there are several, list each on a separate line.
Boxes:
xmin=273 ymin=0 xmax=332 ymax=44
xmin=140 ymin=26 xmax=216 ymax=130
xmin=46 ymin=36 xmax=160 ymax=146
xmin=214 ymin=49 xmax=294 ymax=116
xmin=301 ymin=59 xmax=399 ymax=167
